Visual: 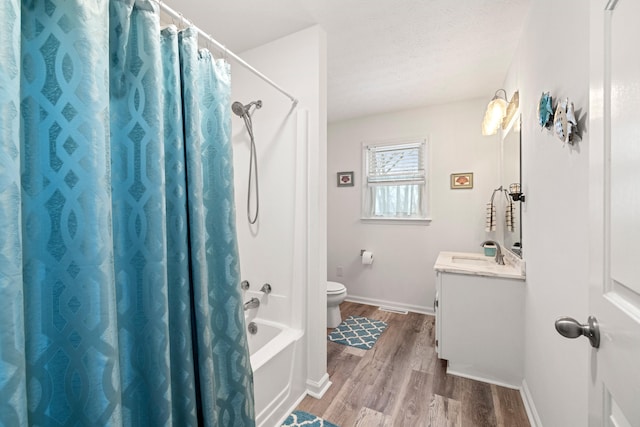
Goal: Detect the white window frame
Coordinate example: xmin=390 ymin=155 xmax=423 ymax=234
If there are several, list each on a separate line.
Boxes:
xmin=361 ymin=137 xmax=431 ymax=223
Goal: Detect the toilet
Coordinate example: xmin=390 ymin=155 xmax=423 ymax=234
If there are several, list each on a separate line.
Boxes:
xmin=327 ymin=281 xmax=347 ymax=328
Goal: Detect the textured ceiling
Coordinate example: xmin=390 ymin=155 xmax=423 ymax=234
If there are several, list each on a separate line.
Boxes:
xmin=163 ymin=0 xmax=532 ymax=122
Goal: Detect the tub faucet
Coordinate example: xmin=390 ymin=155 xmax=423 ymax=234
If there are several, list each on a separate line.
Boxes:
xmin=243 ymin=297 xmax=260 ymax=311
xmin=260 ymin=283 xmax=272 ymax=294
xmin=481 ymin=240 xmax=505 ymax=265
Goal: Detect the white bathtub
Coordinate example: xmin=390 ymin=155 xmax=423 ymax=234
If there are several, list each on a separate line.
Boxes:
xmin=247 ymin=318 xmax=304 ymax=427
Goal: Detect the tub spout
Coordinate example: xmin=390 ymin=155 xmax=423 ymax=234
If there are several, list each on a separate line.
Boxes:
xmin=244 ymin=297 xmax=260 ymax=311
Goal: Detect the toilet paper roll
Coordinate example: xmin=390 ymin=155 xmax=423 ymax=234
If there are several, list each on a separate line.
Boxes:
xmin=361 ymin=251 xmax=374 ymax=265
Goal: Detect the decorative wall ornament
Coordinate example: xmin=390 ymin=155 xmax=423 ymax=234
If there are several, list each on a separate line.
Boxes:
xmin=538 ymin=92 xmax=584 ymax=145
xmin=554 ymin=98 xmax=578 ymax=144
xmin=538 ymin=92 xmax=554 ymax=128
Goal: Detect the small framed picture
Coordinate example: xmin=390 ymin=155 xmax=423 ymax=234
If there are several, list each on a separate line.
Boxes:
xmin=337 ymin=171 xmax=354 ymax=187
xmin=450 ymin=172 xmax=473 ymax=189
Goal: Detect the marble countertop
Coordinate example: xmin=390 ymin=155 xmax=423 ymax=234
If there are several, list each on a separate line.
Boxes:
xmin=434 ymin=251 xmax=526 ymax=280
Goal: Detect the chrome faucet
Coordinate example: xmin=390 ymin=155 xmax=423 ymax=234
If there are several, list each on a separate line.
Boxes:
xmin=243 ymin=297 xmax=260 ymax=311
xmin=481 ymin=240 xmax=505 ymax=265
xmin=260 ymin=283 xmax=272 ymax=294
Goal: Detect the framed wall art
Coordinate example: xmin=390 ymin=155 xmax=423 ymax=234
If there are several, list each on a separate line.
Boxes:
xmin=337 ymin=171 xmax=354 ymax=187
xmin=450 ymin=172 xmax=473 ymax=189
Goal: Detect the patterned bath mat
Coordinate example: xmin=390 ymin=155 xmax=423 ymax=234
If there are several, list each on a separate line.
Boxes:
xmin=281 ymin=410 xmax=339 ymax=427
xmin=327 ymin=315 xmax=388 ymax=350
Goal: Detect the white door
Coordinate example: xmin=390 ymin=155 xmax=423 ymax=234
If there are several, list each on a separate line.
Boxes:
xmin=587 ymin=0 xmax=640 ymax=425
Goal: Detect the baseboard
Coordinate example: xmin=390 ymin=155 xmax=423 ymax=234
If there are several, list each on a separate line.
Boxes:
xmin=521 ymin=379 xmax=543 ymax=427
xmin=445 ymin=366 xmax=520 ymax=390
xmin=443 ymin=370 xmax=541 ymax=427
xmin=306 ymin=373 xmax=332 ymax=399
xmin=345 ymin=295 xmax=433 ymax=315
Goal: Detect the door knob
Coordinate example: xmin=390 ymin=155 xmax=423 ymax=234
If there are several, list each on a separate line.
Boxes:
xmin=555 ymin=316 xmax=600 ymax=348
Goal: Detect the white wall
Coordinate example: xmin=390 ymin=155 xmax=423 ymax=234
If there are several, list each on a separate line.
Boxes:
xmin=504 ymin=1 xmax=590 ymax=426
xmin=231 ymin=3 xmax=591 ymax=425
xmin=231 ymin=24 xmax=329 ymax=409
xmin=327 ymin=99 xmax=501 ymax=313
xmin=328 ymin=4 xmax=591 ymax=421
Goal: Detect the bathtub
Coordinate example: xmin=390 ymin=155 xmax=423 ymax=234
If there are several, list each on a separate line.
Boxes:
xmin=247 ymin=318 xmax=304 ymax=427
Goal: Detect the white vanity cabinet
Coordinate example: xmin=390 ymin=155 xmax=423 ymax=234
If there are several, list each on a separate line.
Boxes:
xmin=434 ymin=252 xmax=525 ymax=388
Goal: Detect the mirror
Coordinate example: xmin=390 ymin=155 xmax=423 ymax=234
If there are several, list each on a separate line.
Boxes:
xmin=502 ymin=114 xmax=522 ymax=256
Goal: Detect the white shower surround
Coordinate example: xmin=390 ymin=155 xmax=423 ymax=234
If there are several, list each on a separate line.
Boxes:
xmin=231 ymin=26 xmax=328 ymax=426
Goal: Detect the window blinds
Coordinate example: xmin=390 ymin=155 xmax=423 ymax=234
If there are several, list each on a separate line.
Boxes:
xmin=366 ymin=141 xmax=425 ymax=185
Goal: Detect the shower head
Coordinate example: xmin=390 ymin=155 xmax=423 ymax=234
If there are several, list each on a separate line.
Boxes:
xmin=232 ymin=100 xmax=262 ymax=117
xmin=232 ymin=101 xmax=246 ymax=117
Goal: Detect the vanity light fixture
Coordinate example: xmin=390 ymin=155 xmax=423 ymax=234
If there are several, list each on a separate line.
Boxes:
xmin=481 ymin=90 xmax=519 ymax=136
xmin=482 ymin=89 xmax=508 ymax=136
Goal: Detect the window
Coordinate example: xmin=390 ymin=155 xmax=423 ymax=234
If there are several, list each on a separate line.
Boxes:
xmin=362 ymin=138 xmax=429 ymax=220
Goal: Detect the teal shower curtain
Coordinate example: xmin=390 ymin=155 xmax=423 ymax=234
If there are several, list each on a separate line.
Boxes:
xmin=0 ymin=0 xmax=254 ymax=425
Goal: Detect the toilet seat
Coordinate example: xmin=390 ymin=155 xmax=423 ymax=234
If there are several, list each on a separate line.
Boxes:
xmin=327 ymin=281 xmax=346 ymax=294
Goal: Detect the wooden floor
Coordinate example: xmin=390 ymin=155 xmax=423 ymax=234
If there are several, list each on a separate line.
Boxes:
xmin=296 ymin=301 xmax=530 ymax=427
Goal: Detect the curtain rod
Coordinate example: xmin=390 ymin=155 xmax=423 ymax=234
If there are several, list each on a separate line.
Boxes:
xmin=155 ymin=0 xmax=299 ymax=108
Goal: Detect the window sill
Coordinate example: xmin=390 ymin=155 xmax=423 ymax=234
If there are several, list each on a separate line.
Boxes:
xmin=360 ymin=217 xmax=432 ymax=225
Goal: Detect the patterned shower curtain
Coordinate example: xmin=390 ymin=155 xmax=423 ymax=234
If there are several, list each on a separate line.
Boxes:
xmin=0 ymin=0 xmax=254 ymax=425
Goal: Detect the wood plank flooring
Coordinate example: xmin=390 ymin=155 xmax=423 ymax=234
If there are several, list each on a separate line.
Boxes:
xmin=296 ymin=301 xmax=530 ymax=427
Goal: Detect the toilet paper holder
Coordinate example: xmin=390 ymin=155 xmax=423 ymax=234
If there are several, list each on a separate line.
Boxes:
xmin=360 ymin=249 xmax=374 ymax=265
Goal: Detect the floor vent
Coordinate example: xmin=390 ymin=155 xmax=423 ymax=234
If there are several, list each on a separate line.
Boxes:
xmin=378 ymin=306 xmax=408 ymax=315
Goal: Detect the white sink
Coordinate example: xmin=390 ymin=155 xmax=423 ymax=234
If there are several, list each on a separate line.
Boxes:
xmin=434 ymin=251 xmax=525 ymax=280
xmin=451 ymin=255 xmax=493 ymax=266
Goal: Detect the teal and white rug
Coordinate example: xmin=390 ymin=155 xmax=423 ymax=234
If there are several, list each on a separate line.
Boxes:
xmin=281 ymin=410 xmax=339 ymax=427
xmin=327 ymin=315 xmax=388 ymax=350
